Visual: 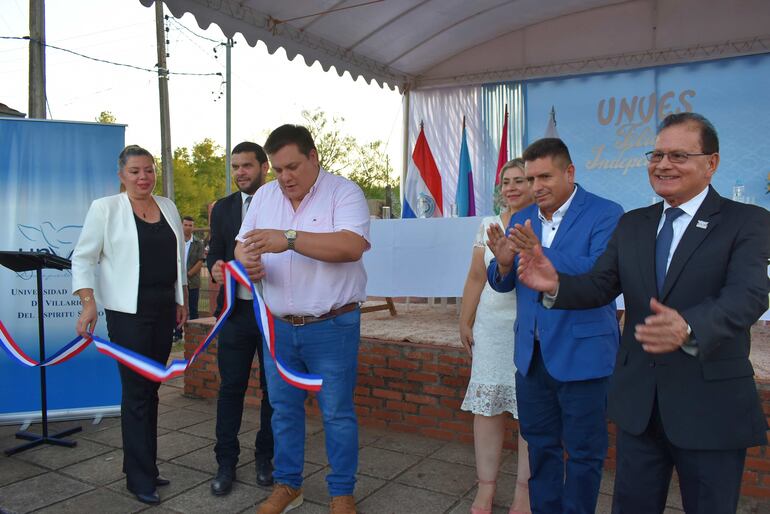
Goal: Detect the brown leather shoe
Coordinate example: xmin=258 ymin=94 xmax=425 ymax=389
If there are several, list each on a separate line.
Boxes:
xmin=256 ymin=484 xmax=303 ymax=514
xmin=330 ymin=495 xmax=356 ymax=514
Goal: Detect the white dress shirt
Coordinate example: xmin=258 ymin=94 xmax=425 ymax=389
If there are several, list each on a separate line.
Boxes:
xmin=237 ymin=192 xmax=256 ymax=300
xmin=184 ymin=238 xmax=192 ymax=265
xmin=539 ymin=185 xmax=578 ymax=248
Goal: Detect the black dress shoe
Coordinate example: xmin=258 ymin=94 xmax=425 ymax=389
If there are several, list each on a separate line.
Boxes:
xmin=155 ymin=476 xmax=170 ymax=486
xmin=211 ymin=470 xmax=234 ymax=496
xmin=133 ymin=490 xmax=160 ymax=505
xmin=256 ymin=459 xmax=274 ymax=487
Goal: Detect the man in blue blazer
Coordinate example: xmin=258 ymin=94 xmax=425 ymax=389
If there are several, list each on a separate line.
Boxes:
xmin=487 ymin=138 xmax=623 ymax=513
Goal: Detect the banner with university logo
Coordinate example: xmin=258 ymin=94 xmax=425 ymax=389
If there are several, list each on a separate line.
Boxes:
xmin=524 ymin=52 xmax=770 ymax=320
xmin=524 ymin=53 xmax=770 ymax=212
xmin=0 ymin=118 xmax=125 ymax=422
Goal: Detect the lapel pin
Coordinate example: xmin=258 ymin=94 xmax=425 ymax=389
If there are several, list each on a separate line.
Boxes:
xmin=696 ymin=220 xmax=709 ymax=229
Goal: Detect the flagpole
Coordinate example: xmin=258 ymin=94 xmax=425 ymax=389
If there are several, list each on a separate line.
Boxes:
xmin=495 ymin=104 xmax=509 ymax=186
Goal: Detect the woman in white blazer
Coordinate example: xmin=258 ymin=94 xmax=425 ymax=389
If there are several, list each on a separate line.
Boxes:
xmin=71 ymin=145 xmax=188 ymax=505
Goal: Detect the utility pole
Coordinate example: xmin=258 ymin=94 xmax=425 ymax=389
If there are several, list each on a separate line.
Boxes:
xmin=225 ymin=38 xmax=233 ymax=195
xmin=28 ymin=0 xmax=46 ymax=119
xmin=155 ymin=1 xmax=174 ymax=199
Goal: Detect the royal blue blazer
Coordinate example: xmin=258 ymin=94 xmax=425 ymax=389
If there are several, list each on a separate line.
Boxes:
xmin=487 ymin=185 xmax=624 ymax=382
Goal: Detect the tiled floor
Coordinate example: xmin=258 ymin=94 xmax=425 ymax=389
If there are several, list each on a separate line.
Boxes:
xmin=1 ymin=377 xmax=766 ymax=513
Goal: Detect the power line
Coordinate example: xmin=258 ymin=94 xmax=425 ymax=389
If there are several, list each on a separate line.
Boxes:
xmin=167 ymin=18 xmax=225 ymax=70
xmin=164 ymin=20 xmax=228 ymax=102
xmin=166 ymin=16 xmax=222 ymax=44
xmin=0 ymin=36 xmax=222 ymax=77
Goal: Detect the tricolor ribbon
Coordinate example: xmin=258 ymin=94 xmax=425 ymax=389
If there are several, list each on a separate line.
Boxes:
xmin=0 ymin=260 xmax=323 ymax=391
xmin=224 ymin=260 xmax=323 ymax=391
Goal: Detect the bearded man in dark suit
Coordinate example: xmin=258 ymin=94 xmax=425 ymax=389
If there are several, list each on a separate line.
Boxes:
xmin=207 ymin=141 xmax=274 ymax=495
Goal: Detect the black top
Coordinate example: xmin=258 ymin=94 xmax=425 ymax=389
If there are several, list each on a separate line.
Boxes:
xmin=134 ymin=213 xmax=176 ymax=288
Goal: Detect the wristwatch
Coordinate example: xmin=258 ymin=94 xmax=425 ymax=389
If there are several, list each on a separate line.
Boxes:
xmin=284 ymin=229 xmax=297 ymax=251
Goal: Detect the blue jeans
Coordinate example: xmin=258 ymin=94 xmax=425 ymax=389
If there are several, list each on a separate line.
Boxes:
xmin=263 ymin=308 xmax=360 ymax=496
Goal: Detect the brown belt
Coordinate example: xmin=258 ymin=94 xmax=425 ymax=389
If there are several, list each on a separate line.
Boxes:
xmin=279 ymin=302 xmax=359 ymax=327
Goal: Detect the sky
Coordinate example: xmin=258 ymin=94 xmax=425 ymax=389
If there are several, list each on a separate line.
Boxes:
xmin=0 ymin=0 xmax=404 ymax=177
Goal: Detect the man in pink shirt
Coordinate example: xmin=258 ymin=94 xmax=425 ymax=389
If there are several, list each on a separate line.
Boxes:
xmin=235 ymin=124 xmax=370 ymax=514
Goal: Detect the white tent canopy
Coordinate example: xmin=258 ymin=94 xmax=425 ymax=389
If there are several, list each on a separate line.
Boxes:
xmin=140 ymin=0 xmax=770 ymax=91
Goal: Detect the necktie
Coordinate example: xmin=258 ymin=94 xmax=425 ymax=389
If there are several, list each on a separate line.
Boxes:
xmin=655 ymin=207 xmax=684 ymax=294
xmin=242 ymin=195 xmax=252 ymax=221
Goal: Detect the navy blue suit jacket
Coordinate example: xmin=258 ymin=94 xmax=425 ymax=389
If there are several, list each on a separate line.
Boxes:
xmin=487 ymin=185 xmax=624 ymax=382
xmin=555 ymin=187 xmax=769 ymax=449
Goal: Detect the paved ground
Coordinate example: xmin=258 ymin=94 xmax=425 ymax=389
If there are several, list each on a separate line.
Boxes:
xmin=1 ymin=376 xmax=768 ymax=514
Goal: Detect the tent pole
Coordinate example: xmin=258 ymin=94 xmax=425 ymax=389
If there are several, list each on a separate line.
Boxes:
xmin=401 ymin=87 xmax=410 ymax=310
xmin=401 ymin=88 xmax=410 ymax=210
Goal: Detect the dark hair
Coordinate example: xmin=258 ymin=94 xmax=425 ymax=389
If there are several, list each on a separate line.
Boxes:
xmin=658 ymin=112 xmax=719 ymax=154
xmin=118 ymin=145 xmax=154 ymax=171
xmin=182 ymin=216 xmax=194 ymax=222
xmin=264 ymin=124 xmax=316 ymax=157
xmin=522 ymin=138 xmax=572 ymax=166
xmin=232 ymin=141 xmax=268 ymax=164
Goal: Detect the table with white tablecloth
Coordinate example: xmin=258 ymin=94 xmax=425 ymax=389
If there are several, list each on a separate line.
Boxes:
xmin=363 ymin=217 xmax=483 ymax=297
xmin=361 ymin=217 xmax=770 ymax=322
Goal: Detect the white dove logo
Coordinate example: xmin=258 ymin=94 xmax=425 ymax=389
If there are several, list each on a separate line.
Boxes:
xmin=17 ymin=222 xmax=82 ymax=259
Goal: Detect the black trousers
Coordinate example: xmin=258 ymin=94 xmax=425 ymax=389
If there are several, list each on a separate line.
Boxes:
xmin=214 ymin=298 xmax=274 ymax=472
xmin=188 ymin=288 xmax=200 ymax=320
xmin=105 ymin=286 xmax=175 ymax=495
xmin=612 ymin=396 xmax=746 ymax=514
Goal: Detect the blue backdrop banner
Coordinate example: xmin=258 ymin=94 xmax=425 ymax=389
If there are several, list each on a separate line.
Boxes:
xmin=0 ymin=118 xmax=125 ymax=421
xmin=525 ymin=53 xmax=770 ymax=212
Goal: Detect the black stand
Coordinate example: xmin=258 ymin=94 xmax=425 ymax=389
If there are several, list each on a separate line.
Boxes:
xmin=0 ymin=251 xmax=82 ymax=456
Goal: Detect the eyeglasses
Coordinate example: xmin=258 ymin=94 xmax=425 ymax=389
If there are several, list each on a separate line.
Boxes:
xmin=644 ymin=151 xmax=710 ymax=164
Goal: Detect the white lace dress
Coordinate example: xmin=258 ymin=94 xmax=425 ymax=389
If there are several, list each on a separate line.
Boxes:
xmin=460 ymin=215 xmax=518 ymax=417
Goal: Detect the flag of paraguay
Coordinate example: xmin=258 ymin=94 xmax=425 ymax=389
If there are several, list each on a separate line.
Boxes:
xmin=403 ymin=123 xmax=443 ymax=218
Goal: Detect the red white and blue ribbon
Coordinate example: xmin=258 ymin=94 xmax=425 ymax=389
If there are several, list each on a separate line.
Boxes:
xmin=0 ymin=322 xmax=91 ymax=367
xmin=224 ymin=260 xmax=323 ymax=391
xmin=0 ymin=260 xmax=323 ymax=391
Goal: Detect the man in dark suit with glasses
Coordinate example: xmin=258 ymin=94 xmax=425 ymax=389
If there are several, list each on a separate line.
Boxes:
xmin=513 ymin=112 xmax=769 ymax=513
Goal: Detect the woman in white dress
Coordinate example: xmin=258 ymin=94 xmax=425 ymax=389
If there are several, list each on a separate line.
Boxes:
xmin=460 ymin=159 xmax=533 ymax=514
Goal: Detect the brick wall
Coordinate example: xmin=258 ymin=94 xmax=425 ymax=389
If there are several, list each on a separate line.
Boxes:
xmin=183 ymin=318 xmax=770 ymax=499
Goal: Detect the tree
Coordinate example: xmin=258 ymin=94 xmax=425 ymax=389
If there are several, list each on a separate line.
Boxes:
xmin=348 ymin=140 xmax=396 ymax=194
xmin=95 ymin=111 xmax=117 ymax=123
xmin=301 ymin=108 xmax=401 ymax=216
xmin=171 ymin=139 xmax=226 ymax=226
xmin=301 ymin=108 xmax=357 ymax=175
xmin=348 ymin=140 xmax=401 ymax=217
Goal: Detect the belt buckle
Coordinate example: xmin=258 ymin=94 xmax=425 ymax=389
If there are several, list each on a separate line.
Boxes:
xmin=290 ymin=315 xmax=305 ymax=327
